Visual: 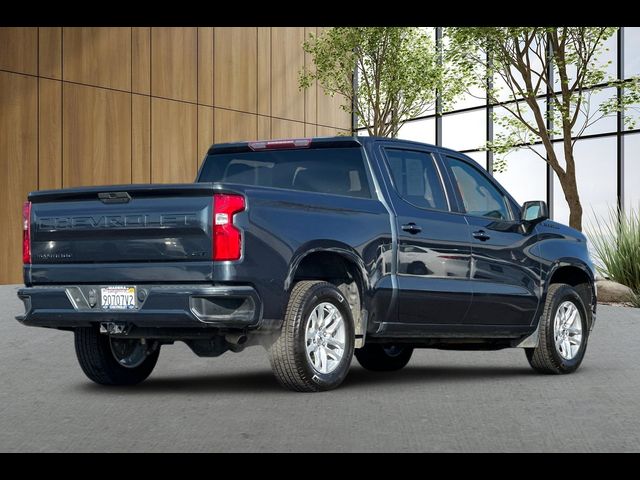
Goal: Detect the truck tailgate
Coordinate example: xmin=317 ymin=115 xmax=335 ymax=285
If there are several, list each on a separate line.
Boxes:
xmin=27 ymin=184 xmax=216 ymax=284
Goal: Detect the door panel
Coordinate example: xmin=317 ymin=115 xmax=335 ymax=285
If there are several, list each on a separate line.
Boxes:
xmin=446 ymin=156 xmax=541 ymax=326
xmin=380 ymin=146 xmax=473 ymax=326
xmin=396 ymin=215 xmax=474 ymax=325
xmin=465 ymin=216 xmax=541 ymax=325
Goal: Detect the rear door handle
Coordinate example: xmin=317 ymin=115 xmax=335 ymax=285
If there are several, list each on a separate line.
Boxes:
xmin=472 ymin=230 xmax=491 ymax=241
xmin=402 ymin=223 xmax=422 ymax=234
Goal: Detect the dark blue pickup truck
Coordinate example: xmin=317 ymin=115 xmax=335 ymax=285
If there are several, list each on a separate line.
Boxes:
xmin=17 ymin=136 xmax=597 ymax=392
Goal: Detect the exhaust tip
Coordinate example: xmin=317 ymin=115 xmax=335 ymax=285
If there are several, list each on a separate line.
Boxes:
xmin=224 ymin=333 xmax=248 ymax=352
xmin=225 ymin=333 xmax=247 ymax=345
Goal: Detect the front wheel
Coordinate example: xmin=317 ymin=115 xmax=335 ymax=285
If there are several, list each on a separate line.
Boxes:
xmin=74 ymin=327 xmax=160 ymax=385
xmin=355 ymin=343 xmax=413 ymax=372
xmin=525 ymin=283 xmax=589 ymax=374
xmin=268 ymin=281 xmax=355 ymax=392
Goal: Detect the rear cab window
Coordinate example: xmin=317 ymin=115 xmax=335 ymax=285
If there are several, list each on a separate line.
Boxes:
xmin=198 ymin=147 xmax=372 ymax=199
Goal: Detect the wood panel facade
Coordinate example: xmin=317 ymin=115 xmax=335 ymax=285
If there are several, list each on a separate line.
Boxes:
xmin=0 ymin=27 xmax=351 ymax=283
xmin=0 ymin=72 xmax=37 ymax=284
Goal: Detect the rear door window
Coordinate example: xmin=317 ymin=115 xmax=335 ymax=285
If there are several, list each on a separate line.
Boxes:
xmin=198 ymin=148 xmax=371 ymax=199
xmin=383 ymin=148 xmax=449 ymax=211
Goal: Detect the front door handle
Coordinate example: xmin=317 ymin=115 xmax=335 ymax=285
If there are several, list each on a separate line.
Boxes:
xmin=402 ymin=223 xmax=422 ymax=234
xmin=472 ymin=230 xmax=491 ymax=241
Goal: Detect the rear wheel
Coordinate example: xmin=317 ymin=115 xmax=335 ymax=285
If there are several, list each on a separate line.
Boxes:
xmin=525 ymin=283 xmax=589 ymax=374
xmin=355 ymin=343 xmax=413 ymax=372
xmin=268 ymin=281 xmax=355 ymax=392
xmin=74 ymin=327 xmax=160 ymax=385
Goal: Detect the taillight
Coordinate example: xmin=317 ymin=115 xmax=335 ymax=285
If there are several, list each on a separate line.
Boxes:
xmin=22 ymin=201 xmax=32 ymax=264
xmin=213 ymin=193 xmax=245 ymax=261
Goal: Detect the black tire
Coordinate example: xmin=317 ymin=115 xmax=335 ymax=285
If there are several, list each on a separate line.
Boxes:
xmin=268 ymin=281 xmax=355 ymax=392
xmin=525 ymin=283 xmax=589 ymax=374
xmin=355 ymin=344 xmax=413 ymax=372
xmin=74 ymin=327 xmax=160 ymax=385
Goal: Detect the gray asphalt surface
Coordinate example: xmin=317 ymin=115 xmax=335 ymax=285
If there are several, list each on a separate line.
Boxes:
xmin=1 ymin=285 xmax=639 ymax=452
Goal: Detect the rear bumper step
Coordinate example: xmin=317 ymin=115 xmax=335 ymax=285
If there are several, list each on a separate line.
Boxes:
xmin=16 ymin=284 xmax=262 ymax=330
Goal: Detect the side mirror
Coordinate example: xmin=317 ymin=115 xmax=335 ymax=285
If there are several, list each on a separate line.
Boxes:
xmin=521 ymin=200 xmax=549 ymax=223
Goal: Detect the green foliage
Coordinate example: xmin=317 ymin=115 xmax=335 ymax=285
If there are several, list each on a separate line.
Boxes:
xmin=447 ymin=27 xmax=640 ymax=231
xmin=300 ymin=27 xmax=467 ymax=137
xmin=587 ymin=207 xmax=640 ymax=306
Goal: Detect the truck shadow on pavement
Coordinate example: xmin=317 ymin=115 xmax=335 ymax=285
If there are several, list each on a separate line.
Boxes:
xmin=345 ymin=365 xmax=535 ymax=389
xmin=76 ymin=365 xmax=535 ymax=394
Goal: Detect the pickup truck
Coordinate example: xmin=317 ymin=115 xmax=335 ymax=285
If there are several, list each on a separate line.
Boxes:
xmin=17 ymin=136 xmax=597 ymax=392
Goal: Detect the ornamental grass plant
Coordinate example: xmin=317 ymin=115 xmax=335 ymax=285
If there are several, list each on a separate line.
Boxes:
xmin=588 ymin=207 xmax=640 ymax=307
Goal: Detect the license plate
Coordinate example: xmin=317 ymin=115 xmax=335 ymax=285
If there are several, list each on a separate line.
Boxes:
xmin=100 ymin=286 xmax=136 ymax=310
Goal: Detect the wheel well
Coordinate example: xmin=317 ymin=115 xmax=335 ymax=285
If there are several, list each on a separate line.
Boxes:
xmin=292 ymin=251 xmax=364 ymax=330
xmin=549 ymin=265 xmax=591 ymax=288
xmin=548 ymin=265 xmax=595 ymax=322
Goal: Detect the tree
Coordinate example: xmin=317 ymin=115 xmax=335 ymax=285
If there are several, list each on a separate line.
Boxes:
xmin=300 ymin=27 xmax=464 ymax=138
xmin=448 ymin=27 xmax=640 ymax=231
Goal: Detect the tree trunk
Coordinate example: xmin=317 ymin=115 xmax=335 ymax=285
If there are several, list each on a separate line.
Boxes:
xmin=558 ymin=171 xmax=583 ymax=231
xmin=537 ymin=135 xmax=584 ymax=231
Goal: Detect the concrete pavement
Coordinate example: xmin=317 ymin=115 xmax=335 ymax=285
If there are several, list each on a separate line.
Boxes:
xmin=1 ymin=284 xmax=639 ymax=452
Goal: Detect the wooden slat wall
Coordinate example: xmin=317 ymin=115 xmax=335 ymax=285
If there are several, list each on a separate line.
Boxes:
xmin=0 ymin=28 xmax=37 ymax=75
xmin=151 ymin=98 xmax=197 ymax=183
xmin=272 ymin=118 xmax=306 ymax=139
xmin=151 ymin=27 xmax=197 ymax=103
xmin=214 ymin=27 xmax=257 ymax=113
xmin=39 ymin=28 xmax=62 ymax=79
xmin=0 ymin=72 xmax=37 ymax=284
xmin=63 ymin=83 xmax=132 ymax=187
xmin=214 ymin=108 xmax=258 ymax=144
xmin=271 ymin=27 xmax=305 ymax=123
xmin=63 ymin=28 xmax=132 ymax=91
xmin=38 ymin=79 xmax=62 ymax=190
xmin=197 ymin=28 xmax=214 ymax=106
xmin=0 ymin=27 xmax=351 ymax=284
xmin=132 ymin=27 xmax=150 ymax=95
xmin=198 ymin=105 xmax=214 ymax=160
xmin=131 ymin=94 xmax=151 ymax=183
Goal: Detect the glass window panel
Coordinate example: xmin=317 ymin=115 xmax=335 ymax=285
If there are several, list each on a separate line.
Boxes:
xmin=422 ymin=105 xmax=436 ymax=117
xmin=623 ymin=89 xmax=640 ymax=131
xmin=199 ymin=148 xmax=371 ymax=199
xmin=493 ymin=40 xmax=546 ymax=104
xmin=624 ymin=133 xmax=640 ymax=212
xmin=551 ymin=137 xmax=617 ymax=232
xmin=493 ymin=145 xmax=547 ymax=205
xmin=567 ymin=87 xmax=617 ymax=138
xmin=447 ymin=85 xmax=486 ymax=112
xmin=493 ymin=54 xmax=546 ymax=102
xmin=492 ymin=73 xmax=511 ymax=103
xmin=397 ymin=117 xmax=436 ymax=145
xmin=384 ymin=148 xmax=448 ymax=211
xmin=422 ymin=26 xmax=436 ymax=42
xmin=442 ymin=109 xmax=486 ymax=151
xmin=596 ymin=32 xmax=618 ymax=80
xmin=493 ymin=99 xmax=546 ymax=140
xmin=463 ymin=151 xmax=487 ymax=170
xmin=553 ymin=32 xmax=617 ymax=90
xmin=625 ymin=27 xmax=640 ymax=78
xmin=492 ymin=67 xmax=526 ymax=103
xmin=494 ymin=90 xmax=616 ymax=141
xmin=448 ymin=157 xmax=512 ymax=220
xmin=411 ymin=27 xmax=437 ymax=117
